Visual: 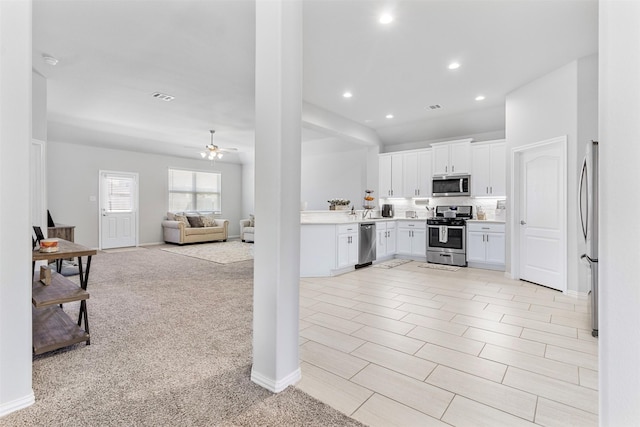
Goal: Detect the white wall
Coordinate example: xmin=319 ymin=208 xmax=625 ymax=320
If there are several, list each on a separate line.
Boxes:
xmin=599 ymin=0 xmax=640 ymax=424
xmin=505 ymin=55 xmax=598 ymax=295
xmin=0 ymin=0 xmax=34 ymax=416
xmin=241 ymin=161 xmax=254 ymax=218
xmin=47 ymin=141 xmax=243 ymax=247
xmin=301 ymin=142 xmax=369 ymax=210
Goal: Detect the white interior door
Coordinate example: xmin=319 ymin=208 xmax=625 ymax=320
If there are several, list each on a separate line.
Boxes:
xmin=518 ymin=143 xmax=566 ymax=291
xmin=100 ymin=171 xmax=138 ymax=249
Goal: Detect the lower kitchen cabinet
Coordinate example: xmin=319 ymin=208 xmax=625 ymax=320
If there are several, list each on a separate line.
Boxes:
xmin=300 ymin=223 xmax=360 ymax=277
xmin=396 ymin=221 xmax=426 ymax=258
xmin=337 ymin=224 xmax=359 ymax=268
xmin=376 ymin=221 xmax=396 ymax=260
xmin=466 ymin=221 xmax=505 ymax=270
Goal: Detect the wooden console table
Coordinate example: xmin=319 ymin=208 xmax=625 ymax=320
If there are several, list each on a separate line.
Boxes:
xmin=48 ymin=224 xmax=75 ymax=242
xmin=32 ymin=240 xmax=96 ymax=355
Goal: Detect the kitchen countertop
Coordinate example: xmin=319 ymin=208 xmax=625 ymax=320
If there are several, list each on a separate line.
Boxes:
xmin=301 ymin=217 xmax=402 ymax=225
xmin=301 ymin=218 xmax=506 ymax=225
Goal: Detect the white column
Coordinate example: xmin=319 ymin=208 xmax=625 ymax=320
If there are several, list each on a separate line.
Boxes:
xmin=251 ymin=0 xmax=302 ymax=392
xmin=599 ymin=0 xmax=640 ymax=425
xmin=0 ymin=0 xmax=35 ymax=416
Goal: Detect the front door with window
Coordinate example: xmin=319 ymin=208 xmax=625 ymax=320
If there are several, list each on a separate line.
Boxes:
xmin=100 ymin=171 xmax=138 ymax=249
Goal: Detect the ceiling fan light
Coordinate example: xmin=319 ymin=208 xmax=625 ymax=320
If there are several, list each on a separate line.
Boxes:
xmin=200 ymin=152 xmax=206 ymax=158
xmin=217 ymin=153 xmax=223 ymax=159
xmin=208 ymin=153 xmax=215 ymax=160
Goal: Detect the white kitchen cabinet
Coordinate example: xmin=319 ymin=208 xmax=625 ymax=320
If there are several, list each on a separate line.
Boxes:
xmin=376 ymin=221 xmax=396 ymax=260
xmin=336 ymin=224 xmax=359 ymax=268
xmin=431 ymin=139 xmax=472 ymax=176
xmin=403 ymin=150 xmax=432 ymax=197
xmin=471 ymin=140 xmax=506 ymax=197
xmin=379 ymin=154 xmax=403 ymax=197
xmin=396 ymin=220 xmax=426 ymax=258
xmin=466 ymin=222 xmax=505 ymax=270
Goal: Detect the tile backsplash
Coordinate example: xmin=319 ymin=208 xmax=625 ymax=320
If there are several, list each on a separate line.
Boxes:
xmin=382 ymin=197 xmax=506 ymax=220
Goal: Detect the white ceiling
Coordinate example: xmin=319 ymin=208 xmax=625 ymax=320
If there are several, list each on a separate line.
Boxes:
xmin=33 ymin=0 xmax=598 ymax=162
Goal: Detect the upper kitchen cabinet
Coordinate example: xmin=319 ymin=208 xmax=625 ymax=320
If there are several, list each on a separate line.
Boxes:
xmin=402 ymin=150 xmax=432 ymax=198
xmin=379 ymin=153 xmax=403 ymax=197
xmin=471 ymin=140 xmax=506 ymax=197
xmin=431 ymin=139 xmax=472 ymax=175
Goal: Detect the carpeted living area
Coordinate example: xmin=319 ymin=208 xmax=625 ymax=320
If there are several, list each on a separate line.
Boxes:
xmin=159 ymin=240 xmax=254 ymax=264
xmin=3 ymin=247 xmax=363 ymax=426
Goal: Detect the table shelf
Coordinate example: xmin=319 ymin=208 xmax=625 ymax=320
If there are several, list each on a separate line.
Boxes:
xmin=32 ymin=306 xmax=90 ymax=355
xmin=32 ymin=272 xmax=89 ymax=308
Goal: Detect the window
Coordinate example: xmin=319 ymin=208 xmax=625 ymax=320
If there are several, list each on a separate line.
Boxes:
xmin=104 ymin=174 xmax=134 ymax=212
xmin=168 ymin=168 xmax=221 ymax=213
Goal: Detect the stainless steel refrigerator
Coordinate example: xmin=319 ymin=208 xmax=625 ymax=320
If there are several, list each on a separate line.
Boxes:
xmin=579 ymin=140 xmax=598 ymax=337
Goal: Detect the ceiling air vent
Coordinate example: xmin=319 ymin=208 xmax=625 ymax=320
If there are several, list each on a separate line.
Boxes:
xmin=427 ymin=104 xmax=442 ymax=110
xmin=152 ymin=92 xmax=175 ymax=102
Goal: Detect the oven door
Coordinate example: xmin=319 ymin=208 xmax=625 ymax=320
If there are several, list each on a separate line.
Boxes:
xmin=427 ymin=225 xmax=466 ymax=254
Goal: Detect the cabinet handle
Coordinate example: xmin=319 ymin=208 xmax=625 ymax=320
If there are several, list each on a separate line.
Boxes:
xmin=482 ymin=235 xmax=485 ymax=242
xmin=452 ymin=165 xmax=455 ymax=172
xmin=490 ymin=186 xmax=493 ymax=194
xmin=486 ymin=235 xmax=489 ymax=242
xmin=486 ymin=186 xmax=489 ymax=194
xmin=445 ymin=165 xmax=448 ymax=173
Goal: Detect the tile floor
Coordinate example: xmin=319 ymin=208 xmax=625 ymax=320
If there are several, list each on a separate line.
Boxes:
xmin=296 ymin=261 xmax=598 ymax=427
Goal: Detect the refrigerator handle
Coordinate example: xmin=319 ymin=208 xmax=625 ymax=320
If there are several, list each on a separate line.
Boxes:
xmin=579 ymin=159 xmax=588 ymax=240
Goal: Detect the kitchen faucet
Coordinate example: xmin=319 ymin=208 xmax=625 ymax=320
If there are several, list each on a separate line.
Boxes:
xmin=362 ymin=209 xmax=372 ymax=220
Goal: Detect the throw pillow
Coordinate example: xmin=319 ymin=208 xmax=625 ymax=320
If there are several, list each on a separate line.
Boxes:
xmin=201 ymin=215 xmax=216 ymax=227
xmin=249 ymin=214 xmax=255 ymax=227
xmin=167 ymin=212 xmax=176 ymax=221
xmin=173 ymin=214 xmax=191 ymax=227
xmin=187 ymin=215 xmax=204 ymax=228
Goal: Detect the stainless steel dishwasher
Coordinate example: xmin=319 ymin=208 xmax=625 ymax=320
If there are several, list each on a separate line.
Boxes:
xmin=357 ymin=223 xmax=376 ymax=268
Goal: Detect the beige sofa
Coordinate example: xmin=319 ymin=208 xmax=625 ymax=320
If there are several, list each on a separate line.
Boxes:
xmin=162 ymin=212 xmax=229 ymax=245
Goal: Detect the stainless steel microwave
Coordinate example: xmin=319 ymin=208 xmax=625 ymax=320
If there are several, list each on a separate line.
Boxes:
xmin=432 ymin=175 xmax=470 ymax=197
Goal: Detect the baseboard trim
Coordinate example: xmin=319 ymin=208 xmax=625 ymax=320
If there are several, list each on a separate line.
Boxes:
xmin=251 ymin=367 xmax=301 ymax=393
xmin=0 ymin=391 xmax=35 ymax=418
xmin=565 ymin=289 xmax=589 ymax=300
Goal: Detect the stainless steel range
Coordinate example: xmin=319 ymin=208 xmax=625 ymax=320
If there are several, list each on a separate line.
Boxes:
xmin=426 ymin=206 xmax=473 ymax=267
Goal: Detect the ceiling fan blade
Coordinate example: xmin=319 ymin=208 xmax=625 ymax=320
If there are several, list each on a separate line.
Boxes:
xmin=218 ymin=147 xmax=238 ymax=152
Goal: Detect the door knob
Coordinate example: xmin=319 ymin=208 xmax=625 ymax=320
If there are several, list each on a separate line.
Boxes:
xmin=520 ymin=220 xmax=526 ymax=225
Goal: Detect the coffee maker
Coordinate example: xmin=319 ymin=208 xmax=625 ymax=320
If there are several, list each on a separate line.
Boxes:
xmin=382 ymin=204 xmax=394 ymax=218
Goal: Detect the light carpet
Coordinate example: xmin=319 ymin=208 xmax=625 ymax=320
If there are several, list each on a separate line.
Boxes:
xmin=160 ymin=240 xmax=254 ymax=264
xmin=3 ymin=247 xmax=364 ymax=426
xmin=417 ymin=262 xmax=462 ymax=272
xmin=373 ymin=258 xmax=412 ymax=269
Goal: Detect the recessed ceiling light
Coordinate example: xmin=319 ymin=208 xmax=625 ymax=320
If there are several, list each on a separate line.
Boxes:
xmin=364 ymin=119 xmax=373 ymax=123
xmin=385 ymin=114 xmax=394 ymax=119
xmin=379 ymin=13 xmax=394 ymax=24
xmin=343 ymin=91 xmax=353 ymax=98
xmin=475 ymin=95 xmax=486 ymax=101
xmin=448 ymin=62 xmax=460 ymax=70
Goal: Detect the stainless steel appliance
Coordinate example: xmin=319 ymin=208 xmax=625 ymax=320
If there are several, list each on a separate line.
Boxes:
xmin=357 ymin=222 xmax=376 ymax=268
xmin=432 ymin=175 xmax=470 ymax=197
xmin=382 ymin=204 xmax=394 ymax=218
xmin=426 ymin=206 xmax=473 ymax=267
xmin=579 ymin=140 xmax=598 ymax=337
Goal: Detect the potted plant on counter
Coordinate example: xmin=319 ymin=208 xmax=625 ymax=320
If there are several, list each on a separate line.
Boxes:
xmin=328 ymin=198 xmax=351 ymax=210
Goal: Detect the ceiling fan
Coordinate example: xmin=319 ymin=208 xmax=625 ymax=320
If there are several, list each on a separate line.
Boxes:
xmin=200 ymin=130 xmax=237 ymax=160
